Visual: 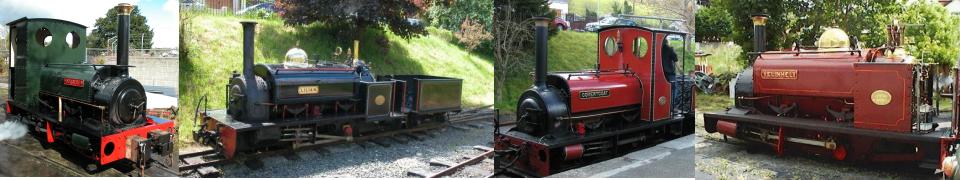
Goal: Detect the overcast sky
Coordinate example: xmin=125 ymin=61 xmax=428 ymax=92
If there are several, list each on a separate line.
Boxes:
xmin=0 ymin=0 xmax=179 ymax=48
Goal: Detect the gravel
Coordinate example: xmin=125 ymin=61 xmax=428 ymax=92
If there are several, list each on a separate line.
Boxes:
xmin=216 ymin=120 xmax=494 ymax=178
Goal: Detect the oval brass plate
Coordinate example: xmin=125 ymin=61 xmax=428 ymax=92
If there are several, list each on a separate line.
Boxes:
xmin=375 ymin=95 xmax=386 ymax=105
xmin=871 ymin=90 xmax=892 ymax=106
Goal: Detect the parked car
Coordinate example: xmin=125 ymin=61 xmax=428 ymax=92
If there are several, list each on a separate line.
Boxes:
xmin=585 ymin=17 xmax=637 ymax=32
xmin=554 ymin=17 xmax=569 ymax=30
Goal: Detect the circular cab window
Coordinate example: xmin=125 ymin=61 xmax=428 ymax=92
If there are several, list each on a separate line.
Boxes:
xmin=633 ymin=37 xmax=648 ymax=58
xmin=66 ymin=31 xmax=80 ymax=48
xmin=35 ymin=28 xmax=52 ymax=47
xmin=604 ymin=37 xmax=617 ymax=57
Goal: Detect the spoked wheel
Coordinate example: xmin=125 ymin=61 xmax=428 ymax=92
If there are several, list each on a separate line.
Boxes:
xmin=693 ymin=71 xmax=715 ymax=94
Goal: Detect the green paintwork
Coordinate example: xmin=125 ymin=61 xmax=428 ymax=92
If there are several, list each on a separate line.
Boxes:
xmin=7 ymin=18 xmax=98 ymax=112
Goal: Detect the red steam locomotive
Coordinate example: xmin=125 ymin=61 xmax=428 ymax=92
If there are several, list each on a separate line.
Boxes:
xmin=703 ymin=15 xmax=960 ymax=176
xmin=494 ymin=17 xmax=696 ymax=177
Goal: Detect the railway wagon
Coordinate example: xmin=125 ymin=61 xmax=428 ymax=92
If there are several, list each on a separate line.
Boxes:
xmin=702 ymin=15 xmax=960 ymax=175
xmin=493 ymin=17 xmax=696 ymax=177
xmin=192 ymin=22 xmax=463 ymax=159
xmin=4 ymin=3 xmax=175 ymax=173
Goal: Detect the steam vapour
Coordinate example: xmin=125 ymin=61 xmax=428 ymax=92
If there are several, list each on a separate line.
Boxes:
xmin=0 ymin=121 xmax=27 ymax=141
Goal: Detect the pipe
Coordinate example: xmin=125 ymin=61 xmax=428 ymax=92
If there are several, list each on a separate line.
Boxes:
xmin=116 ymin=3 xmax=133 ymax=75
xmin=533 ymin=17 xmax=550 ymax=89
xmin=751 ymin=14 xmax=768 ymax=53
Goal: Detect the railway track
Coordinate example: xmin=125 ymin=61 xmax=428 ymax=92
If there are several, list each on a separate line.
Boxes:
xmin=178 ymin=106 xmax=498 ymax=177
xmin=406 ymin=145 xmax=494 ymax=178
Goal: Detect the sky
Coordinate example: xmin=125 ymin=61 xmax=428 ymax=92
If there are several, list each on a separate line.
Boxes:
xmin=0 ymin=0 xmax=179 ymax=48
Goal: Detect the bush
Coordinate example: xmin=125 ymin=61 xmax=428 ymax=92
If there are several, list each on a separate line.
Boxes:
xmin=695 ymin=6 xmax=732 ymax=42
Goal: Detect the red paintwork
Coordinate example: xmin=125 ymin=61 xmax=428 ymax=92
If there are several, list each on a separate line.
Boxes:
xmin=564 ymin=27 xmax=670 ymax=121
xmin=99 ymin=116 xmax=175 ymax=165
xmin=565 ymin=74 xmax=642 ymax=113
xmin=753 ymin=52 xmax=863 ymax=98
xmin=716 ymin=120 xmax=736 ymax=137
xmin=852 ymin=63 xmax=913 ymax=132
xmin=564 ymin=144 xmax=583 ymax=160
xmin=751 ymin=50 xmax=919 ymax=132
xmin=62 ymin=78 xmax=84 ymax=88
xmin=833 ymin=145 xmax=847 ymax=161
xmin=494 ymin=134 xmax=551 ymax=177
xmin=220 ymin=125 xmax=238 ymax=159
xmin=45 ymin=121 xmax=54 ymax=143
xmin=650 ymin=34 xmax=672 ymax=120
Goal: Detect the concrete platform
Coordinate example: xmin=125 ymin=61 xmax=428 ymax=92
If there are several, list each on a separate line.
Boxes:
xmin=549 ymin=135 xmax=695 ymax=178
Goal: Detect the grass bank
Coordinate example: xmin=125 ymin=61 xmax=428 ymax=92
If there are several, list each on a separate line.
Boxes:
xmin=177 ymin=12 xmax=493 ymax=146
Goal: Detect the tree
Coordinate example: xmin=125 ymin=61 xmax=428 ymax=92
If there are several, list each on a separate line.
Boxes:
xmin=898 ymin=1 xmax=960 ymax=67
xmin=493 ymin=0 xmax=550 ymax=104
xmin=695 ymin=5 xmax=732 ymax=42
xmin=585 ymin=6 xmax=598 ymax=21
xmin=276 ymin=0 xmax=429 ymax=40
xmin=88 ymin=6 xmax=153 ymax=49
xmin=455 ymin=18 xmax=493 ymax=51
xmin=428 ymin=0 xmax=493 ymax=33
xmin=647 ymin=0 xmax=697 ymax=42
xmin=717 ymin=0 xmax=789 ymax=63
xmin=784 ymin=0 xmax=901 ymax=48
xmin=622 ymin=1 xmax=634 ymax=15
xmin=612 ymin=1 xmax=622 ymax=15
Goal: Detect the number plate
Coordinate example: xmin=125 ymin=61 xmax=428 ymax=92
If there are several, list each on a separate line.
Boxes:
xmin=297 ymin=86 xmax=319 ymax=95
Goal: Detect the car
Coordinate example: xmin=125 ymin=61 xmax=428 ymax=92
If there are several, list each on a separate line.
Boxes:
xmin=554 ymin=16 xmax=569 ymax=30
xmin=585 ymin=17 xmax=637 ymax=32
xmin=407 ymin=18 xmax=424 ymax=28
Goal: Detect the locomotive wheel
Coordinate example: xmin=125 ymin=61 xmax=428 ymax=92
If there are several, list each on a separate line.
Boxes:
xmin=620 ymin=109 xmax=640 ymax=122
xmin=84 ymin=163 xmax=100 ymax=173
xmin=833 ymin=145 xmax=848 ymax=161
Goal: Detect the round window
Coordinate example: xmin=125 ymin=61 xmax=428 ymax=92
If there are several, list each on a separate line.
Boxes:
xmin=35 ymin=28 xmax=52 ymax=47
xmin=603 ymin=37 xmax=617 ymax=57
xmin=66 ymin=31 xmax=80 ymax=48
xmin=633 ymin=37 xmax=648 ymax=57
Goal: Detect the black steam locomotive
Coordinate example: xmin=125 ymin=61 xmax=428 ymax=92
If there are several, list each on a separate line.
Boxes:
xmin=193 ymin=22 xmax=464 ymax=159
xmin=5 ymin=3 xmax=175 ymax=173
xmin=494 ymin=18 xmax=696 ymax=177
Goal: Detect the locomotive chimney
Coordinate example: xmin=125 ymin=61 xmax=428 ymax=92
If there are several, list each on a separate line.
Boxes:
xmin=533 ymin=17 xmax=550 ymax=89
xmin=116 ymin=3 xmax=133 ymax=75
xmin=751 ymin=14 xmax=768 ymax=53
xmin=241 ymin=21 xmax=257 ymax=83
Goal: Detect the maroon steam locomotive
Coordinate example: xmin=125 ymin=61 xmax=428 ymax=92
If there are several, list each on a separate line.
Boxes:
xmin=493 ymin=17 xmax=696 ymax=177
xmin=702 ymin=15 xmax=960 ymax=177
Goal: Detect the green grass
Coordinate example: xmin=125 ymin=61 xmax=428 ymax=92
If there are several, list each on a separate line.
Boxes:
xmin=696 ymin=92 xmax=733 ymax=112
xmin=496 ymin=31 xmax=597 ymax=112
xmin=567 ymin=0 xmax=654 ymax=17
xmin=697 ymin=42 xmax=744 ymax=75
xmin=495 ymin=30 xmax=694 ymax=112
xmin=178 ymin=12 xmax=493 ymax=146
